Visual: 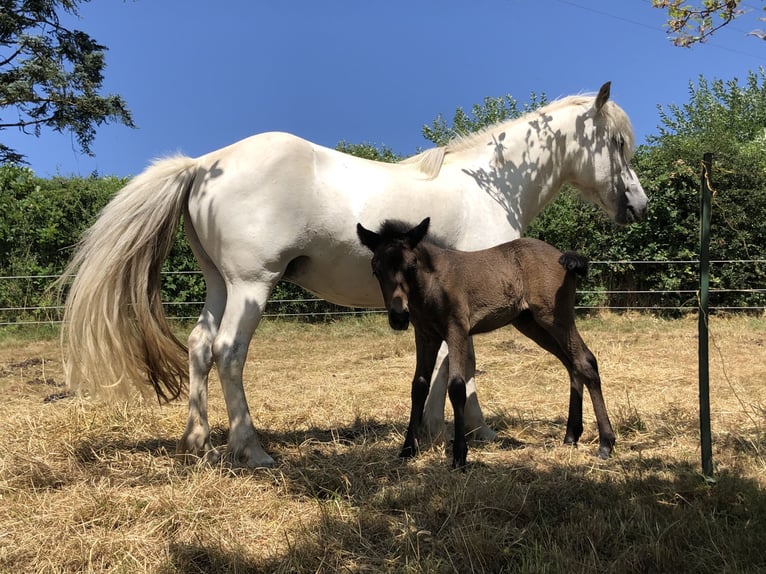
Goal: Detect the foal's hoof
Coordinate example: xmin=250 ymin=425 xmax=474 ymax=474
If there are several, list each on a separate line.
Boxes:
xmin=597 ymin=442 xmax=614 ymax=460
xmin=563 ymin=432 xmax=580 ymax=447
xmin=399 ymin=442 xmax=419 ymax=459
xmin=451 ymin=443 xmax=468 ymax=469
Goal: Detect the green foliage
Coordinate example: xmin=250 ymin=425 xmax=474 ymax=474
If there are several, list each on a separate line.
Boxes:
xmin=422 ymin=92 xmax=548 ymax=147
xmin=0 ymin=164 xmax=123 ymax=321
xmin=335 ymin=141 xmax=401 ymax=162
xmin=528 ymin=71 xmax=766 ymax=312
xmin=3 ymin=72 xmax=766 ymax=323
xmin=0 ymin=0 xmax=134 ymax=164
xmin=652 ymin=0 xmax=763 ymax=46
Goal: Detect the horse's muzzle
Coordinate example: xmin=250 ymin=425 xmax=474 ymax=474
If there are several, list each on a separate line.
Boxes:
xmin=617 ymin=179 xmax=647 ymax=224
xmin=388 ymin=309 xmax=410 ymax=331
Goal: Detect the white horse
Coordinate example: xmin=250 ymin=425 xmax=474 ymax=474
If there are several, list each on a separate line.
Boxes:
xmin=60 ymin=81 xmax=646 ymax=468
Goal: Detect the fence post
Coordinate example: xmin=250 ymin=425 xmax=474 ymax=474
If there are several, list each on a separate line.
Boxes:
xmin=698 ymin=152 xmax=713 ymax=478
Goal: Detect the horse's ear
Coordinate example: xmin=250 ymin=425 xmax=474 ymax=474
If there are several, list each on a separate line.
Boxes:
xmin=407 ymin=217 xmax=430 ymax=247
xmin=595 ymin=81 xmax=611 ymax=113
xmin=357 ymin=223 xmax=381 ymax=252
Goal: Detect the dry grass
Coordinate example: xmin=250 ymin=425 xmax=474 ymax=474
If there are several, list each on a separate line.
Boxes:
xmin=1 ymin=313 xmax=765 ymax=573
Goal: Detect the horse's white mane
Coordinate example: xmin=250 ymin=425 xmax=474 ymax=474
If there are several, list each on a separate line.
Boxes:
xmin=400 ymin=94 xmax=635 ymax=179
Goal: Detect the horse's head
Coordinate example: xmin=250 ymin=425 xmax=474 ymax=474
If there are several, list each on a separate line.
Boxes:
xmin=356 ymin=218 xmax=430 ymax=331
xmin=570 ymin=82 xmax=647 ymax=225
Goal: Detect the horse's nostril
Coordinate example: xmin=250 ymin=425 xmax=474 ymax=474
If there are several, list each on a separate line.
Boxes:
xmin=627 ymin=203 xmax=647 ymax=223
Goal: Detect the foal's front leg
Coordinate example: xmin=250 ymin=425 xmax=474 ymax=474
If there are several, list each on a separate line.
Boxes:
xmin=422 ymin=337 xmax=497 ymax=444
xmin=446 ymin=328 xmax=470 ymax=468
xmin=401 ymin=333 xmax=442 ymax=458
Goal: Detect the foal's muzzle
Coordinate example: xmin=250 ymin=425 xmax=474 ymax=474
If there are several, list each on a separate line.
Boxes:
xmin=388 ymin=309 xmax=410 ymax=331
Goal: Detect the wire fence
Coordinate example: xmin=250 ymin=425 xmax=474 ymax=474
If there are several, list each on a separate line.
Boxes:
xmin=1 ymin=259 xmax=765 ymax=326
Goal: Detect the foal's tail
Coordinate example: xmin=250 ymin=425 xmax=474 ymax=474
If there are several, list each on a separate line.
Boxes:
xmin=56 ymin=156 xmax=199 ymax=402
xmin=559 ymin=252 xmax=589 ymax=276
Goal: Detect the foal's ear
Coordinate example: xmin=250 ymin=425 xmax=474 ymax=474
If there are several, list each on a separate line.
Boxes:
xmin=356 ymin=222 xmax=381 ymax=252
xmin=406 ymin=217 xmax=430 ymax=247
xmin=595 ymin=81 xmax=611 ymax=113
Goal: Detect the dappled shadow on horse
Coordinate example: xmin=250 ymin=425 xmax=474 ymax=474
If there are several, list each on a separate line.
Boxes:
xmin=357 ymin=217 xmax=615 ymax=468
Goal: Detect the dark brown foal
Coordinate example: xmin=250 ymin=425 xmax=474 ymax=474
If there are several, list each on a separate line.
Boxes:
xmin=357 ymin=217 xmax=615 ymax=468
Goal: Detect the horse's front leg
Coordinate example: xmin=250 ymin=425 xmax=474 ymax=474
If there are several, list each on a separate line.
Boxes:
xmin=422 ymin=337 xmax=497 ymax=445
xmin=400 ymin=332 xmax=441 ymax=459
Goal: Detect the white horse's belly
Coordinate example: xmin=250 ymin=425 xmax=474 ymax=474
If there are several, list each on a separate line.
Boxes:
xmin=284 ymin=248 xmax=384 ymax=307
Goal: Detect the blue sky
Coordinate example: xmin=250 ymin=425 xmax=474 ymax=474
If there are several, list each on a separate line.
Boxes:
xmin=5 ymin=0 xmax=766 ymax=178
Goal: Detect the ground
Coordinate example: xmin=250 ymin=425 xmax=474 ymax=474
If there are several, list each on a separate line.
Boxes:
xmin=0 ymin=313 xmax=765 ymax=573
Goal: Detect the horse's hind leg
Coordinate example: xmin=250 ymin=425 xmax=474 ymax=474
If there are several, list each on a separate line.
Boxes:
xmin=178 ymin=291 xmax=226 ymax=463
xmin=213 ymin=280 xmax=278 ymax=468
xmin=178 ymin=220 xmax=226 ymax=463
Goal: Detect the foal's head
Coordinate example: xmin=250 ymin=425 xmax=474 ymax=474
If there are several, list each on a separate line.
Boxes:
xmin=357 ymin=217 xmax=431 ymax=331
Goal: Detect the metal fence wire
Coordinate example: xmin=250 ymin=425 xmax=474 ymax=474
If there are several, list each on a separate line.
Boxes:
xmin=1 ymin=259 xmax=765 ymax=326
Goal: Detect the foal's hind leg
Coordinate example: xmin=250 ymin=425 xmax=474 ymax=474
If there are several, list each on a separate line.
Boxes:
xmin=512 ymin=313 xmax=614 ymax=458
xmin=570 ymin=338 xmax=615 ymax=459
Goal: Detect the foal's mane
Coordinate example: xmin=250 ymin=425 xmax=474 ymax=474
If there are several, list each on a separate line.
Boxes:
xmin=399 ymin=94 xmax=635 ymax=179
xmin=376 ymin=219 xmax=448 ymax=248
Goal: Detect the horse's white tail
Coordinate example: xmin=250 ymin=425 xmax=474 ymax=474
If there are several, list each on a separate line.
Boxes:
xmin=58 ymin=155 xmax=199 ymax=402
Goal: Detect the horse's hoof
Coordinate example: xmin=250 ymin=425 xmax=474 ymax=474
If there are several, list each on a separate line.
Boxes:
xmin=176 ymin=433 xmax=221 ymax=465
xmin=225 ymin=443 xmax=276 ymax=469
xmin=229 ymin=452 xmax=276 ymax=469
xmin=468 ymin=425 xmax=497 ymax=443
xmin=419 ymin=421 xmax=447 ymax=446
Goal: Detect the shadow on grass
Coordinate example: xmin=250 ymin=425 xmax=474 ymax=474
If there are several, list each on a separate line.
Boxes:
xmin=66 ymin=418 xmax=766 ymax=573
xmin=160 ymin=543 xmax=262 ymax=574
xmin=252 ymin=452 xmax=766 ymax=573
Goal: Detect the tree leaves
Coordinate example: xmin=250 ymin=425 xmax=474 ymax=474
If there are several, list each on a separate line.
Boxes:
xmin=0 ymin=0 xmax=133 ymax=164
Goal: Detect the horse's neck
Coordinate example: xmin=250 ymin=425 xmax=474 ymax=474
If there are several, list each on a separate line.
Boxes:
xmin=447 ymin=107 xmax=583 ymax=233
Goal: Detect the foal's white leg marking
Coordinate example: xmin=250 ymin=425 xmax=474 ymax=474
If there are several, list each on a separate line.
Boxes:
xmin=213 ymin=281 xmax=276 ymax=468
xmin=422 ymin=338 xmax=496 ymax=444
